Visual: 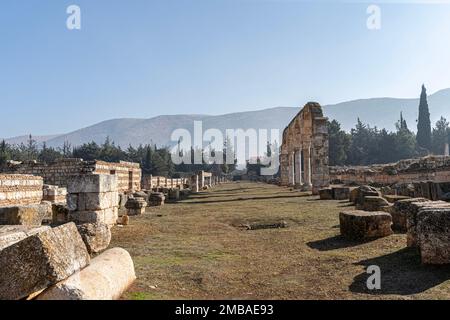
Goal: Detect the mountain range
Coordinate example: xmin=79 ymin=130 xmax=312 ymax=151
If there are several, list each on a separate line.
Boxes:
xmin=3 ymin=88 xmax=450 ymax=148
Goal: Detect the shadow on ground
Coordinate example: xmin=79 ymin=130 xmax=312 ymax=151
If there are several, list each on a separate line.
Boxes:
xmin=349 ymin=247 xmax=450 ymax=295
xmin=307 ymin=235 xmax=372 ymax=251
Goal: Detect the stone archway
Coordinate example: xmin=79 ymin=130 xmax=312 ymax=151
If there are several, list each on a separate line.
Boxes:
xmin=279 ymin=102 xmax=329 ymax=194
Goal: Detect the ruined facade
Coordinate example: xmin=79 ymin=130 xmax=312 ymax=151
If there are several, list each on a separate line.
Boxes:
xmin=279 ymin=102 xmax=329 ymax=194
xmin=5 ymin=159 xmax=141 ymax=193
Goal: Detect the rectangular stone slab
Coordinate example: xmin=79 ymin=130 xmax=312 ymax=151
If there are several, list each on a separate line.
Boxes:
xmin=417 ymin=208 xmax=450 ymax=264
xmin=67 ymin=174 xmax=117 ymax=194
xmin=0 ymin=222 xmax=90 ymax=300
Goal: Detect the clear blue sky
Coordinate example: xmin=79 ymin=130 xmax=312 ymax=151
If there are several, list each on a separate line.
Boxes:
xmin=1 ymin=0 xmax=450 ymax=137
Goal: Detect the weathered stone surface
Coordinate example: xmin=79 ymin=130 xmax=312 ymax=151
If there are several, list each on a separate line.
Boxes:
xmin=37 ymin=248 xmax=136 ymax=300
xmin=279 ymin=103 xmax=330 ymax=194
xmin=0 ymin=203 xmax=52 ymax=226
xmin=355 ymin=186 xmax=381 ymax=205
xmin=406 ymin=200 xmax=450 ymax=247
xmin=339 ymin=210 xmax=393 ymax=240
xmin=77 ymin=191 xmax=118 ymax=211
xmin=0 ymin=225 xmax=50 ymax=251
xmin=125 ymin=198 xmax=147 ymax=216
xmin=52 ymin=203 xmax=70 ymax=225
xmin=69 ymin=207 xmax=118 ymax=226
xmin=319 ymin=188 xmax=333 ymax=200
xmin=417 ymin=208 xmax=450 ymax=264
xmin=76 ymin=223 xmax=111 ymax=254
xmin=149 ymin=192 xmax=165 ymax=206
xmin=390 ymin=198 xmax=430 ymax=232
xmin=332 ymin=187 xmax=350 ymax=200
xmin=67 ymin=174 xmax=117 ymax=194
xmin=0 ymin=222 xmax=90 ymax=300
xmin=357 ymin=196 xmax=391 ymax=212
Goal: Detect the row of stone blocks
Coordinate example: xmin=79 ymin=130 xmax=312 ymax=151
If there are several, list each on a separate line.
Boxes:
xmin=0 ymin=222 xmax=136 ymax=300
xmin=340 ymin=197 xmax=450 ymax=265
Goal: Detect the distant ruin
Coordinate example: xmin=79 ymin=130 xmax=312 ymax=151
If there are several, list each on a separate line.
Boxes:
xmin=279 ymin=102 xmax=330 ymax=194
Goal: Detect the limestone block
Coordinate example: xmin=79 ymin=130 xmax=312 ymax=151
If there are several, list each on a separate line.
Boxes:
xmin=339 ymin=210 xmax=393 ymax=240
xmin=0 ymin=203 xmax=52 ymax=226
xmin=69 ymin=207 xmax=118 ymax=226
xmin=76 ymin=223 xmax=111 ymax=254
xmin=149 ymin=192 xmax=165 ymax=206
xmin=0 ymin=225 xmax=50 ymax=251
xmin=36 ymin=248 xmax=136 ymax=300
xmin=406 ymin=200 xmax=450 ymax=247
xmin=390 ymin=198 xmax=430 ymax=232
xmin=332 ymin=187 xmax=350 ymax=200
xmin=0 ymin=222 xmax=90 ymax=300
xmin=125 ymin=198 xmax=147 ymax=216
xmin=77 ymin=191 xmax=118 ymax=211
xmin=67 ymin=174 xmax=117 ymax=194
xmin=354 ymin=185 xmax=381 ymax=205
xmin=319 ymin=188 xmax=333 ymax=200
xmin=417 ymin=208 xmax=450 ymax=264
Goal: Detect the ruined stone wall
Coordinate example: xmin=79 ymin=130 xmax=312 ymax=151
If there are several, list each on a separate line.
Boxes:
xmin=93 ymin=161 xmax=141 ymax=193
xmin=0 ymin=174 xmax=43 ymax=207
xmin=141 ymin=175 xmax=188 ymax=190
xmin=330 ymin=156 xmax=450 ymax=185
xmin=5 ymin=159 xmax=141 ymax=193
xmin=279 ymin=102 xmax=329 ymax=194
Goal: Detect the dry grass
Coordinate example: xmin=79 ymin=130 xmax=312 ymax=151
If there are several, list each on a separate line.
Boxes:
xmin=110 ymin=182 xmax=450 ymax=300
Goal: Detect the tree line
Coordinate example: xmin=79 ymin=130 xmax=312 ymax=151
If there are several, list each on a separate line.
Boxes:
xmin=0 ymin=136 xmax=236 ymax=178
xmin=328 ymin=85 xmax=450 ymax=166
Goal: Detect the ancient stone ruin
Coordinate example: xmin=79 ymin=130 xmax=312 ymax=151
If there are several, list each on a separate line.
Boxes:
xmin=0 ymin=146 xmax=226 ymax=300
xmin=5 ymin=158 xmax=141 ymax=193
xmin=279 ymin=102 xmax=330 ymax=194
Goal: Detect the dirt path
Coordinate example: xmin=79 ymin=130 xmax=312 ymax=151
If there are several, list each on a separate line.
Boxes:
xmin=111 ymin=182 xmax=450 ymax=300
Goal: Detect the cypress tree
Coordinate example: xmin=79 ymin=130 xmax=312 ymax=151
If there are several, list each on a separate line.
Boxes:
xmin=417 ymin=84 xmax=432 ymax=150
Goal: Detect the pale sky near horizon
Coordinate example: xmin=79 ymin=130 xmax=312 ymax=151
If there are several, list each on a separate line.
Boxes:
xmin=1 ymin=0 xmax=450 ymax=137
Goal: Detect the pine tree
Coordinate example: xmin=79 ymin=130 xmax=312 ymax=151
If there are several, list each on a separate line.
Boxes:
xmin=417 ymin=84 xmax=432 ymax=150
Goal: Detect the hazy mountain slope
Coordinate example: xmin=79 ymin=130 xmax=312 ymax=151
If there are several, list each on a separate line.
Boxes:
xmin=3 ymin=134 xmax=61 ymax=146
xmin=11 ymin=88 xmax=450 ymax=149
